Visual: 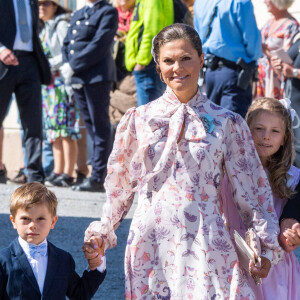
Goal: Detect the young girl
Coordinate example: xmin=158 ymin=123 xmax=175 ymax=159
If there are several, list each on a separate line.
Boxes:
xmin=221 ymin=97 xmax=300 ymax=300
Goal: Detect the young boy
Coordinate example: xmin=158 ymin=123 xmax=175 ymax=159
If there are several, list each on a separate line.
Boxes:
xmin=0 ymin=182 xmax=106 ymax=299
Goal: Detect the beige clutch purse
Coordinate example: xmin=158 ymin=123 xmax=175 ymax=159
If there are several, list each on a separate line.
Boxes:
xmin=234 ymin=228 xmax=262 ymax=285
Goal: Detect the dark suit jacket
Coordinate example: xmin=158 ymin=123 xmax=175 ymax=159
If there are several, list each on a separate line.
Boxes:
xmin=280 ymin=181 xmax=300 ymax=223
xmin=0 ymin=238 xmax=106 ymax=300
xmin=0 ymin=0 xmax=51 ymax=84
xmin=62 ymin=0 xmax=118 ymax=84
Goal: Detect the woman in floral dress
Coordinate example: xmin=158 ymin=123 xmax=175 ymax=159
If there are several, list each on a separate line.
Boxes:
xmin=85 ymin=24 xmax=283 ymax=299
xmin=257 ymin=0 xmax=299 ymax=99
xmin=39 ymin=0 xmax=80 ymax=187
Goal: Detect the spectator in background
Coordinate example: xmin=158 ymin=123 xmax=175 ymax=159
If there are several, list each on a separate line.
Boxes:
xmin=0 ymin=0 xmax=51 ymax=183
xmin=61 ymin=0 xmax=118 ymax=192
xmin=113 ymin=0 xmax=135 ymax=80
xmin=109 ymin=0 xmax=137 ymax=128
xmin=271 ymin=32 xmax=300 ymax=167
xmin=193 ymin=0 xmax=262 ymax=118
xmin=257 ymin=0 xmax=298 ymax=99
xmin=125 ymin=0 xmax=174 ymax=106
xmin=0 ymin=128 xmax=5 ymax=183
xmin=38 ymin=0 xmax=80 ymax=188
xmin=182 ymin=0 xmax=195 ymax=18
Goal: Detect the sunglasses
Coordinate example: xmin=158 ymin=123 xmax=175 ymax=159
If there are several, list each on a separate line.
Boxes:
xmin=38 ymin=1 xmax=54 ymax=7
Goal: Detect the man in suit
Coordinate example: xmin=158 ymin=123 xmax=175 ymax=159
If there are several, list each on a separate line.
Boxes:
xmin=0 ymin=182 xmax=106 ymax=299
xmin=0 ymin=0 xmax=51 ymax=183
xmin=61 ymin=0 xmax=118 ymax=192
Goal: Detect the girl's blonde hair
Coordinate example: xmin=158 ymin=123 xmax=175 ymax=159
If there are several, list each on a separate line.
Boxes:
xmin=246 ymin=97 xmax=295 ymax=199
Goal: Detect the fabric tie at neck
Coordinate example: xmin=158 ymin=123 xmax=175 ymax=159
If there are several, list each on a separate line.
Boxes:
xmin=129 ymin=87 xmax=212 ymax=187
xmin=29 ymin=243 xmax=47 ymax=258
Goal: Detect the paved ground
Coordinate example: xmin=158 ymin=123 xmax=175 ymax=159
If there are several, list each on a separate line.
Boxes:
xmin=0 ymin=183 xmax=299 ymax=299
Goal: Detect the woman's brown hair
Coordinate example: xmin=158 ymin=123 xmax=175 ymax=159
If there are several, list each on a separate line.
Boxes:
xmin=151 ymin=23 xmax=202 ymax=75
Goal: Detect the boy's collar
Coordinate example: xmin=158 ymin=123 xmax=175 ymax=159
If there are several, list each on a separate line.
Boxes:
xmin=18 ymin=236 xmax=48 ymax=257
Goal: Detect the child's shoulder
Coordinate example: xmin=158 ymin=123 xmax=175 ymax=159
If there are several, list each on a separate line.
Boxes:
xmin=0 ymin=245 xmax=11 ymax=259
xmin=287 ymin=165 xmax=300 ymax=190
xmin=0 ymin=239 xmax=18 ymax=264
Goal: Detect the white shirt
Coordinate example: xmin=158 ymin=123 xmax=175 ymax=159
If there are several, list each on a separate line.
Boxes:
xmin=18 ymin=237 xmax=48 ymax=294
xmin=12 ymin=0 xmax=33 ymax=51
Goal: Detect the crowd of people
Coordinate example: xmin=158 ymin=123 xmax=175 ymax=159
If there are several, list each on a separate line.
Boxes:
xmin=0 ymin=0 xmax=300 ymax=299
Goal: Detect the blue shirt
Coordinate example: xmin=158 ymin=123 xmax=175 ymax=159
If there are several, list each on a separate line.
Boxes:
xmin=193 ymin=0 xmax=262 ymax=63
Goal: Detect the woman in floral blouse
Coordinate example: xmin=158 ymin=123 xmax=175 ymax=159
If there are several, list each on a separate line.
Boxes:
xmin=85 ymin=24 xmax=283 ymax=299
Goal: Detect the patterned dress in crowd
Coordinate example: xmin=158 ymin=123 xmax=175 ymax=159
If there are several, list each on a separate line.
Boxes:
xmin=86 ymin=88 xmax=283 ymax=299
xmin=257 ymin=17 xmax=299 ymax=99
xmin=40 ymin=32 xmax=80 ymax=143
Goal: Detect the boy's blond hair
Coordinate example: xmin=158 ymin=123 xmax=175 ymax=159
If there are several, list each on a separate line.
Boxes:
xmin=10 ymin=182 xmax=58 ymax=217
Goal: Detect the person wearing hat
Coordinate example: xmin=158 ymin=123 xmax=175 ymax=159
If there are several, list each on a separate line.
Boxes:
xmin=61 ymin=0 xmax=118 ymax=192
xmin=0 ymin=0 xmax=51 ymax=183
xmin=37 ymin=0 xmax=82 ymax=188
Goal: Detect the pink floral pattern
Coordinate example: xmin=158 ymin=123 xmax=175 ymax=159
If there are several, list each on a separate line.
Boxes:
xmin=85 ymin=87 xmax=283 ymax=299
xmin=221 ymin=166 xmax=300 ymax=300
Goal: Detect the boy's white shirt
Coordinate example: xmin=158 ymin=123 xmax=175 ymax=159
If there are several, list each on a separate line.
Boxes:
xmin=18 ymin=237 xmax=48 ymax=294
xmin=18 ymin=236 xmax=106 ymax=295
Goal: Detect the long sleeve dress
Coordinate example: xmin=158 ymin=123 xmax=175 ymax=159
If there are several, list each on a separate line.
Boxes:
xmin=221 ymin=166 xmax=300 ymax=300
xmin=86 ymin=87 xmax=283 ymax=299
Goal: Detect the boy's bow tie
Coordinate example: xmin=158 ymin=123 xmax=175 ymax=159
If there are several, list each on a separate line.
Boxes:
xmin=29 ymin=243 xmax=47 ymax=258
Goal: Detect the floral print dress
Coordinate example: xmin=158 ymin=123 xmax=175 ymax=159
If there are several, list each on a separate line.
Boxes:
xmin=40 ymin=31 xmax=80 ymax=143
xmin=257 ymin=17 xmax=299 ymax=99
xmin=221 ymin=166 xmax=300 ymax=300
xmin=86 ymin=88 xmax=283 ymax=299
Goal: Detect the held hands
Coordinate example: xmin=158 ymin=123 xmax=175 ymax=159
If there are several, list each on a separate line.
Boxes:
xmin=0 ymin=48 xmax=19 ymax=66
xmin=279 ymin=219 xmax=300 ymax=252
xmin=82 ymin=236 xmax=105 ymax=271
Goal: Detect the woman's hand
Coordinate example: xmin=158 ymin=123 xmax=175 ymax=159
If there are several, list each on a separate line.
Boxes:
xmin=249 ymin=256 xmax=271 ymax=279
xmin=270 ymin=56 xmax=282 ymax=77
xmin=282 ymin=62 xmax=295 ymax=78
